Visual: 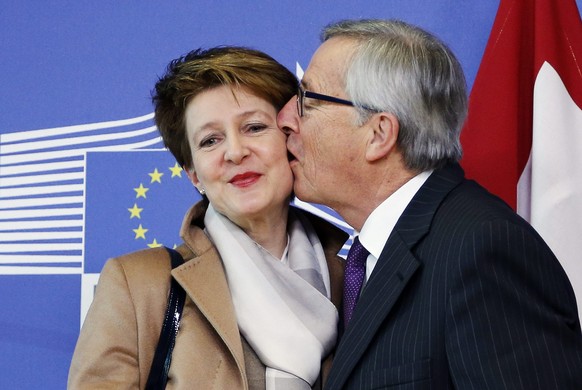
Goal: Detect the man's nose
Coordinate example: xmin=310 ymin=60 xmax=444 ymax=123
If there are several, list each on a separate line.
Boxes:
xmin=277 ymin=97 xmax=299 ymax=135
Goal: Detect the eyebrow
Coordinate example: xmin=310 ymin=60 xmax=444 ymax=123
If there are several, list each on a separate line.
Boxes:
xmin=239 ymin=108 xmax=271 ymax=117
xmin=195 ymin=109 xmax=273 ymax=131
xmin=300 ymin=79 xmax=313 ymax=90
xmin=301 ymin=79 xmax=331 ymax=97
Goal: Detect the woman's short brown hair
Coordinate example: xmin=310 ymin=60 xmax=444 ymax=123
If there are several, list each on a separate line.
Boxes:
xmin=152 ymin=46 xmax=297 ymax=169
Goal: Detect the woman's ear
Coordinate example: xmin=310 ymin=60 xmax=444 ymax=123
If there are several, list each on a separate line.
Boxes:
xmin=185 ymin=167 xmax=206 ymax=195
xmin=185 ymin=167 xmax=200 ymax=187
xmin=365 ymin=112 xmax=399 ymax=162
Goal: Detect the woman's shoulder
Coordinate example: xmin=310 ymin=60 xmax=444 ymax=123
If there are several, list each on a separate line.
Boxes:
xmin=108 ymin=246 xmax=170 ymax=271
xmin=103 ymin=243 xmax=202 ymax=289
xmin=100 ymin=246 xmax=175 ymax=294
xmin=292 ymin=206 xmax=349 ymax=248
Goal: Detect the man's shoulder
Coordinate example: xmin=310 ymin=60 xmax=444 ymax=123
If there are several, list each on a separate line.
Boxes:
xmin=431 ymin=178 xmax=551 ymax=250
xmin=443 ymin=179 xmax=519 ymax=221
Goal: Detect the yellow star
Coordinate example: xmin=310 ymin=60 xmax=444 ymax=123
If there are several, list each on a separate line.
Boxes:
xmin=169 ymin=163 xmax=183 ymax=178
xmin=148 ymin=238 xmax=163 ymax=248
xmin=134 ymin=183 xmax=149 ymax=199
xmin=149 ymin=168 xmax=164 ymax=184
xmin=133 ymin=224 xmax=148 ymax=240
xmin=127 ymin=203 xmax=143 ymax=219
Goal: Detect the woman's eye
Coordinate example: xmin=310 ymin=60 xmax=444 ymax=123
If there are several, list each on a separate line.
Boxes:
xmin=199 ymin=136 xmax=218 ymax=148
xmin=246 ymin=123 xmax=268 ymax=133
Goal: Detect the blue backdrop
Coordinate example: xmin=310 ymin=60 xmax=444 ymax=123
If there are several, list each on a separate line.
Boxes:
xmin=1 ymin=1 xmax=580 ymax=388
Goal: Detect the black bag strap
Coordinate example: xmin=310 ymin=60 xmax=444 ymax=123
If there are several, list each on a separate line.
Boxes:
xmin=145 ymin=247 xmax=186 ymax=390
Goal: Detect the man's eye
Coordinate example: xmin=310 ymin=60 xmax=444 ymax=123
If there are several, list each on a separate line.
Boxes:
xmin=303 ymin=101 xmax=317 ymax=112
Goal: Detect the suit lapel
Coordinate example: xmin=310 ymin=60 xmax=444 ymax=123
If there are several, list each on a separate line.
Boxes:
xmin=326 ymin=164 xmax=465 ymax=389
xmin=329 ymin=235 xmax=420 ymax=387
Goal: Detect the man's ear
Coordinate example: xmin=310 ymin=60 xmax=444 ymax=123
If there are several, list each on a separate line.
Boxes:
xmin=365 ymin=112 xmax=399 ymax=162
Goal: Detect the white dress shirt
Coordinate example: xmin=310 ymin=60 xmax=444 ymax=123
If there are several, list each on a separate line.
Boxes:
xmin=357 ymin=170 xmax=433 ymax=283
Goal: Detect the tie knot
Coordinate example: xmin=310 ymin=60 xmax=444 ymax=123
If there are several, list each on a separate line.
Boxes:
xmin=346 ymin=237 xmax=369 ymax=269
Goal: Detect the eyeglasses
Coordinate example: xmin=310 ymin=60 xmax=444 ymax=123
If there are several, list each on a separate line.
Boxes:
xmin=296 ymin=85 xmax=375 ymax=117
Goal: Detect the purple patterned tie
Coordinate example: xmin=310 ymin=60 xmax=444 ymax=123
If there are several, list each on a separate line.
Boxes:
xmin=342 ymin=236 xmax=369 ymax=327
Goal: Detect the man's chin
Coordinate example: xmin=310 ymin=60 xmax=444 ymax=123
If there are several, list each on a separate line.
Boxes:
xmin=290 ymin=167 xmax=317 ymax=202
xmin=292 ymin=181 xmax=313 ymax=204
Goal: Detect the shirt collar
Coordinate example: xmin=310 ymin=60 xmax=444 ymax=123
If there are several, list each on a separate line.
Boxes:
xmin=358 ymin=170 xmax=433 ymax=258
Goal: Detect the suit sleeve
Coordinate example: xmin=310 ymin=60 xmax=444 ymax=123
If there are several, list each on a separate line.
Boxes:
xmin=68 ymin=258 xmax=141 ymax=389
xmin=446 ymin=219 xmax=582 ymax=389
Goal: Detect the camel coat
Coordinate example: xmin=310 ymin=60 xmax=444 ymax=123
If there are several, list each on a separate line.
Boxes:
xmin=68 ymin=202 xmax=347 ymax=389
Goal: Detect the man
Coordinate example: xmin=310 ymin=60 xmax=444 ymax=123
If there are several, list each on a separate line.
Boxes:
xmin=277 ymin=19 xmax=582 ymax=389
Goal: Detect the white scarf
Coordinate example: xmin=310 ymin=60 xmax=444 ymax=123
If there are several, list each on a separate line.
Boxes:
xmin=204 ymin=204 xmax=338 ymax=389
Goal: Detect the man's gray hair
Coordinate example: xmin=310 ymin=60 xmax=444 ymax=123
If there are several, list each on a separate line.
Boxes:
xmin=322 ymin=19 xmax=467 ymax=171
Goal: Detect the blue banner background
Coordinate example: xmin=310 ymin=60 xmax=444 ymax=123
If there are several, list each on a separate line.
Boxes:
xmin=1 ymin=1 xmax=581 ymax=388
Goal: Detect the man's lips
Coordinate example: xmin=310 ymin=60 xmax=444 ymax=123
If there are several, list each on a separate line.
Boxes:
xmin=229 ymin=172 xmax=261 ymax=187
xmin=286 ymin=138 xmax=298 ymax=162
xmin=287 ymin=150 xmax=299 ymax=171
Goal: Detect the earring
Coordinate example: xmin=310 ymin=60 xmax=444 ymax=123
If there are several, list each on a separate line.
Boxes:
xmin=199 ymin=188 xmax=206 ymax=195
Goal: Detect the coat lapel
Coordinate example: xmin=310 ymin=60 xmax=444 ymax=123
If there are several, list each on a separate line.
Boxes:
xmin=326 ymin=164 xmax=465 ymax=389
xmin=171 ymin=203 xmax=246 ymax=379
xmin=172 ymin=250 xmax=245 ymax=373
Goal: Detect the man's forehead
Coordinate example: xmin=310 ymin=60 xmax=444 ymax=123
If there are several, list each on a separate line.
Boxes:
xmin=302 ymin=58 xmax=338 ymax=93
xmin=300 ymin=77 xmax=318 ymax=90
xmin=303 ymin=37 xmax=356 ymax=93
xmin=301 ymin=72 xmax=333 ymax=95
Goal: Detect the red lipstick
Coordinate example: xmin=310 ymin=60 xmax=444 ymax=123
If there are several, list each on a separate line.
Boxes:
xmin=229 ymin=172 xmax=261 ymax=187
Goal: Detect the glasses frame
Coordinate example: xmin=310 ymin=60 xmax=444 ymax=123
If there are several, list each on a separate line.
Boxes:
xmin=296 ymin=85 xmax=375 ymax=117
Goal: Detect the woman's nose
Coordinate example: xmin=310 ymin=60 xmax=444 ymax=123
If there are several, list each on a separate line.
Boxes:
xmin=224 ymin=136 xmax=249 ymax=163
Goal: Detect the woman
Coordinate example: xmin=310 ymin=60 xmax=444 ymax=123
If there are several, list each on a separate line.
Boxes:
xmin=68 ymin=47 xmax=347 ymax=389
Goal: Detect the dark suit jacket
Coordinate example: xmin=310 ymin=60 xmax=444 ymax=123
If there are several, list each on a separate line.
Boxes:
xmin=325 ymin=163 xmax=582 ymax=389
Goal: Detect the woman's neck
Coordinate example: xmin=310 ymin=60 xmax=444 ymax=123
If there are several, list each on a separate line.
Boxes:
xmin=237 ymin=206 xmax=289 ymax=259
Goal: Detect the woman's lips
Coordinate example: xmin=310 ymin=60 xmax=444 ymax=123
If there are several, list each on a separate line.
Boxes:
xmin=229 ymin=172 xmax=261 ymax=187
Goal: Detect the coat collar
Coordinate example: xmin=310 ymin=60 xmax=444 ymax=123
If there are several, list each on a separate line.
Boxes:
xmin=393 ymin=163 xmax=465 ymax=248
xmin=326 ymin=163 xmax=465 ymax=389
